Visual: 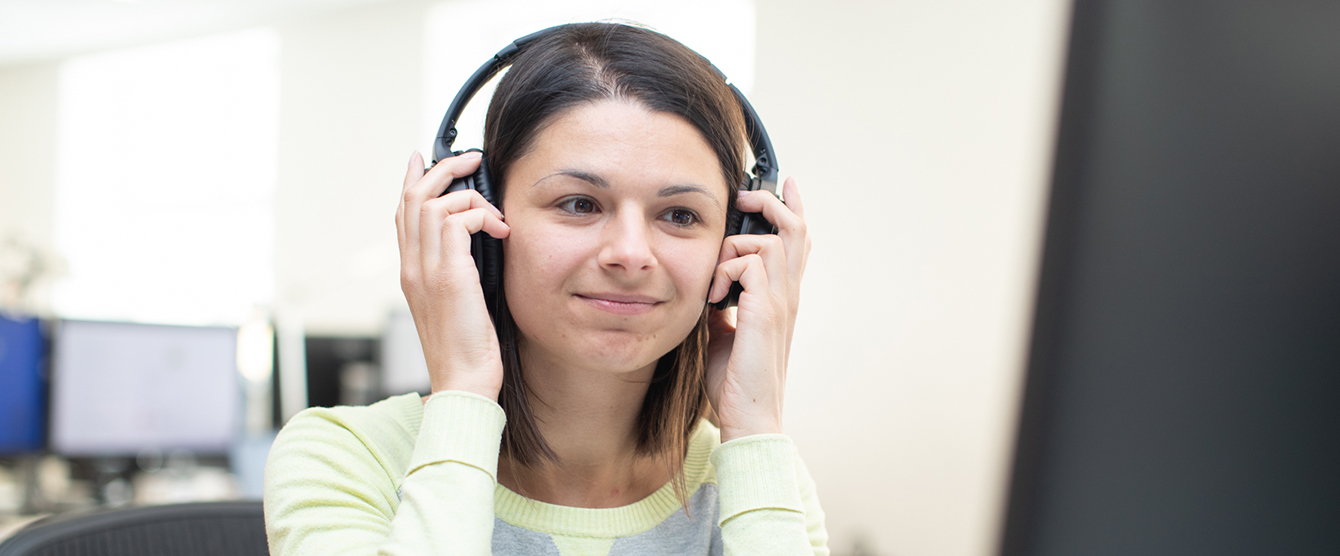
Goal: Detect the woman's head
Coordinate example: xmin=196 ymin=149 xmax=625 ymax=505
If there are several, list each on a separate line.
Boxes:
xmin=479 ymin=23 xmax=747 ymax=475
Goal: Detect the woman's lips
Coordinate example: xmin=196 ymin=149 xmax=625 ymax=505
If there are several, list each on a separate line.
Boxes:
xmin=576 ymin=294 xmax=662 ymax=315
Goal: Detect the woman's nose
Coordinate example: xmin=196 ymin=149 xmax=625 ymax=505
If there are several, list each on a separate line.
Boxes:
xmin=596 ymin=210 xmax=656 ymax=273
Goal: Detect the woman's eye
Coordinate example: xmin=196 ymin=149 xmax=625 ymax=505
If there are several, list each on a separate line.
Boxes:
xmin=665 ymin=208 xmax=699 ymax=226
xmin=560 ymin=197 xmax=598 ymax=214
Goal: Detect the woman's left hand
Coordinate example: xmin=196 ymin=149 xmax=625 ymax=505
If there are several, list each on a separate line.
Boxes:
xmin=705 ymin=176 xmax=812 ymax=443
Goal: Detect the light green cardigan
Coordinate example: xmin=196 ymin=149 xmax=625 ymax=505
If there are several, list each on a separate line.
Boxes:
xmin=263 ymin=390 xmax=829 ymax=555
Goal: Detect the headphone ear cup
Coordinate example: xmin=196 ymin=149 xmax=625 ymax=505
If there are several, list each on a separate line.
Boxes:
xmin=714 ymin=182 xmax=748 ymax=310
xmin=724 ymin=206 xmax=745 ymax=238
xmin=472 ymin=154 xmax=504 ymax=303
xmin=724 ymin=176 xmax=753 ymax=237
xmin=713 ymin=178 xmax=779 ymax=310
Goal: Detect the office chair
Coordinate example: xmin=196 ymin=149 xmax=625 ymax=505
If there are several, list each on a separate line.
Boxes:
xmin=0 ymin=501 xmax=267 ymax=556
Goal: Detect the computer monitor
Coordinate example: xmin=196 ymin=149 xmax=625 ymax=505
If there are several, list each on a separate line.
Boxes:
xmin=305 ymin=336 xmax=379 ymax=408
xmin=49 ymin=320 xmax=242 ymax=456
xmin=1000 ymin=1 xmax=1340 ymax=555
xmin=0 ymin=313 xmax=45 ymax=454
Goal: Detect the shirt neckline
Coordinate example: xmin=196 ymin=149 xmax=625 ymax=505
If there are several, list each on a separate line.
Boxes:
xmin=392 ymin=391 xmax=719 ymax=538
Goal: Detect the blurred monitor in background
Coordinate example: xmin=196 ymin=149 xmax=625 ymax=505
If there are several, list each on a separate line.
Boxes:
xmin=304 ymin=336 xmax=379 ymax=409
xmin=49 ymin=320 xmax=241 ymax=456
xmin=0 ymin=313 xmax=45 ymax=455
xmin=1001 ymin=1 xmax=1340 ymax=555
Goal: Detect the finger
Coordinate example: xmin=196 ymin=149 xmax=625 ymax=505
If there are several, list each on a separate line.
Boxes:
xmin=781 ymin=177 xmax=804 ymax=220
xmin=717 ymin=233 xmax=789 ymax=299
xmin=735 ymin=186 xmax=809 ymax=301
xmin=441 ymin=208 xmax=511 ymax=259
xmin=403 ymin=151 xmax=483 ymax=263
xmin=425 ymin=188 xmax=503 ymax=220
xmin=420 ymin=192 xmax=508 ymax=270
xmin=735 ymin=185 xmax=805 ymax=237
xmin=422 ymin=149 xmax=484 ymax=188
xmin=403 ymin=151 xmax=425 ymax=191
xmin=708 ymin=253 xmax=768 ymax=305
xmin=780 ymin=178 xmax=812 ymax=289
xmin=399 ymin=152 xmax=423 ymax=274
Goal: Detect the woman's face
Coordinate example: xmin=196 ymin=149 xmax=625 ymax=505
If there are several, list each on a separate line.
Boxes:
xmin=501 ymin=99 xmax=728 ymax=375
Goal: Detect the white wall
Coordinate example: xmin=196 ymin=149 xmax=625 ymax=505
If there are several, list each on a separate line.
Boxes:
xmin=0 ymin=61 xmax=59 ymax=314
xmin=0 ymin=62 xmax=58 ymax=248
xmin=754 ymin=1 xmax=1070 ymax=555
xmin=271 ymin=2 xmax=424 ymax=335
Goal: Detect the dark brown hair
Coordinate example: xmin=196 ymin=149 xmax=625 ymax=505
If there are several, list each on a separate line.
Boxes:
xmin=480 ymin=22 xmax=747 ymax=502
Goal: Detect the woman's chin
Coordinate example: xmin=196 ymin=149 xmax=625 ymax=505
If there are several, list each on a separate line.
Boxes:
xmin=556 ymin=332 xmax=674 ymax=375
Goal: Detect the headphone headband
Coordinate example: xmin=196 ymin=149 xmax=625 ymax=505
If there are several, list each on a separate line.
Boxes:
xmin=430 ymin=23 xmax=778 ymax=186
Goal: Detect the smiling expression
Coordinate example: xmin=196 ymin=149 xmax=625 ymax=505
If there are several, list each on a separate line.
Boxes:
xmin=501 ymin=99 xmax=729 ymax=375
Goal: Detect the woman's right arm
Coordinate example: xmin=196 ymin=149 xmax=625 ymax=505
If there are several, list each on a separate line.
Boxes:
xmin=263 ymin=391 xmax=506 ymax=556
xmin=396 ymin=150 xmax=509 ymax=401
xmin=265 ymin=152 xmax=511 ymax=555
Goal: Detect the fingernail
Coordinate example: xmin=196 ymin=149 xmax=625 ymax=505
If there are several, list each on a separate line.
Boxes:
xmin=737 ymin=190 xmax=748 ymax=197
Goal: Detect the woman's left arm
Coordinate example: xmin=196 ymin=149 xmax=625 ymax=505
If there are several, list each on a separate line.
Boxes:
xmin=706 ymin=177 xmax=826 ymax=555
xmin=705 ymin=176 xmax=811 ymax=443
xmin=710 ymin=433 xmax=830 ymax=556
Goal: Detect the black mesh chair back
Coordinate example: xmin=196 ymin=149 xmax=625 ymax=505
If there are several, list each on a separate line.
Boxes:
xmin=0 ymin=501 xmax=267 ymax=556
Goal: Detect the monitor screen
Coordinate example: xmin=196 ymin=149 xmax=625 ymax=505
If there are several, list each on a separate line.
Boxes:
xmin=305 ymin=335 xmax=378 ymax=408
xmin=49 ymin=320 xmax=241 ymax=456
xmin=1000 ymin=1 xmax=1340 ymax=555
xmin=0 ymin=313 xmax=45 ymax=454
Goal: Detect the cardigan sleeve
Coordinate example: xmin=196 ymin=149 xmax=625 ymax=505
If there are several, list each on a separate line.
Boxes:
xmin=263 ymin=391 xmax=505 ymax=556
xmin=711 ymin=434 xmax=830 ymax=556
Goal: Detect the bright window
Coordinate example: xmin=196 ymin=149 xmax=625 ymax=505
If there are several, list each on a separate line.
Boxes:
xmin=53 ymin=29 xmax=279 ymax=326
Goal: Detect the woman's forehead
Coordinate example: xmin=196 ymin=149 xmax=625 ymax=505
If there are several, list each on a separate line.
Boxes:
xmin=512 ymin=100 xmax=730 ymax=200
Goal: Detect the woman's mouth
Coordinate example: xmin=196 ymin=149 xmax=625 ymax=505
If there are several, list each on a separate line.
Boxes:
xmin=575 ymin=293 xmax=662 ymax=315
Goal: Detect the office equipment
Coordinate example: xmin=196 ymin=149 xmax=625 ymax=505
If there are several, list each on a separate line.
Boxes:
xmin=304 ymin=336 xmax=378 ymax=408
xmin=1000 ymin=1 xmax=1340 ymax=555
xmin=0 ymin=314 xmax=44 ymax=454
xmin=0 ymin=501 xmax=266 ymax=556
xmin=49 ymin=321 xmax=241 ymax=456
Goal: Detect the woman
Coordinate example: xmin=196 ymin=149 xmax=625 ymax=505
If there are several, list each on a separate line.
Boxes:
xmin=264 ymin=22 xmax=826 ymax=555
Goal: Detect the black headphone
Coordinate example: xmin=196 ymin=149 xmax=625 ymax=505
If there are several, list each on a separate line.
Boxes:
xmin=430 ymin=24 xmax=778 ymax=311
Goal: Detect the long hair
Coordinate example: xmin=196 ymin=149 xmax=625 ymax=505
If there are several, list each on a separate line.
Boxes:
xmin=480 ymin=22 xmax=748 ymax=505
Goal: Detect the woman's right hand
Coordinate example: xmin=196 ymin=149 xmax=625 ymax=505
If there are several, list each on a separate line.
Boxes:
xmin=397 ymin=150 xmax=510 ymax=400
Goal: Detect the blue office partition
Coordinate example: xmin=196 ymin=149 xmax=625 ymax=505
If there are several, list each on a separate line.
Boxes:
xmin=0 ymin=313 xmax=45 ymax=453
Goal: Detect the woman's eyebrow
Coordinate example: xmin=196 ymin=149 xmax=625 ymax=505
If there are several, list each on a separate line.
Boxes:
xmin=658 ymin=184 xmax=722 ymax=210
xmin=533 ymin=170 xmax=609 ymax=188
xmin=533 ymin=170 xmax=723 ymax=210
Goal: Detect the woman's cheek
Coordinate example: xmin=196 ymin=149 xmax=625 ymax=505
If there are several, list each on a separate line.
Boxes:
xmin=509 ymin=222 xmax=588 ymax=292
xmin=672 ymin=237 xmax=722 ymax=301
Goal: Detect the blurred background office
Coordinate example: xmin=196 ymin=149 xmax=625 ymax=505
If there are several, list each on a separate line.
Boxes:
xmin=0 ymin=0 xmax=1072 ymax=554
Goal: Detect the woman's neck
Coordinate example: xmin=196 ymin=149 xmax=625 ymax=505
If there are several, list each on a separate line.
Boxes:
xmin=496 ymin=343 xmax=672 ymax=508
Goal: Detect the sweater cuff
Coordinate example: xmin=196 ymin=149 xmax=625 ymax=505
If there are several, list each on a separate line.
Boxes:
xmin=408 ymin=390 xmax=506 ymax=481
xmin=710 ymin=433 xmax=805 ymax=525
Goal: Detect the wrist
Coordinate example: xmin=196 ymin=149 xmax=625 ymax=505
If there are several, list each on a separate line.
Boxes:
xmin=433 ymin=379 xmax=500 ymax=402
xmin=718 ymin=421 xmax=782 ymax=443
xmin=714 ymin=399 xmax=783 ymax=443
